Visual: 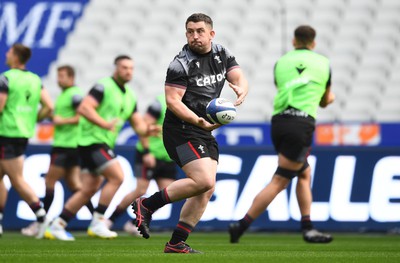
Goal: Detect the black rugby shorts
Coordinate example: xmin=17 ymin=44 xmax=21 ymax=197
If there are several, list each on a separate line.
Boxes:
xmin=78 ymin=144 xmax=116 ymax=174
xmin=134 ymin=149 xmax=177 ymax=180
xmin=271 ymin=114 xmax=315 ymax=163
xmin=50 ymin=147 xmax=80 ymax=168
xmin=162 ymin=124 xmax=219 ymax=167
xmin=0 ymin=137 xmax=28 ymax=159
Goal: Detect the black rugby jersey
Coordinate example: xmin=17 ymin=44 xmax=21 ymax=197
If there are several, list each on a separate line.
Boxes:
xmin=164 ymin=43 xmax=239 ymax=131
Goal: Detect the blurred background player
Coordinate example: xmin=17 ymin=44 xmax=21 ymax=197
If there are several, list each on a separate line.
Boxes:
xmin=21 ymin=65 xmax=94 ymax=236
xmin=45 ymin=55 xmax=156 ymax=241
xmin=229 ymin=25 xmax=335 ymax=244
xmin=131 ymin=13 xmax=248 ymax=253
xmin=106 ymin=94 xmax=177 ymax=235
xmin=0 ymin=43 xmax=53 ymax=238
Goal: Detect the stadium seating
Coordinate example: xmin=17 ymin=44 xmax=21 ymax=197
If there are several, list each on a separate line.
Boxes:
xmin=43 ymin=0 xmax=400 ymax=122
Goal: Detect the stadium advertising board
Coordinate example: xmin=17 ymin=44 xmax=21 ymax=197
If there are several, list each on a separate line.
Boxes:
xmin=31 ymin=122 xmax=400 ymax=146
xmin=2 ymin=145 xmax=399 ymax=232
xmin=0 ymin=0 xmax=88 ymax=76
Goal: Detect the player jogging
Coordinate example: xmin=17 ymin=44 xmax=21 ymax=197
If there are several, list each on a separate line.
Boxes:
xmin=131 ymin=13 xmax=248 ymax=253
xmin=229 ymin=25 xmax=335 ymax=244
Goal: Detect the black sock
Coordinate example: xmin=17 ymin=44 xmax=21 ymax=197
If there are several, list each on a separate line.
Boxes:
xmin=109 ymin=207 xmax=125 ymax=222
xmin=301 ymin=215 xmax=313 ymax=231
xmin=94 ymin=204 xmax=108 ymax=215
xmin=85 ymin=200 xmax=94 ymax=214
xmin=29 ymin=202 xmax=45 ymax=223
xmin=142 ymin=188 xmax=171 ymax=212
xmin=238 ymin=213 xmax=254 ymax=234
xmin=60 ymin=208 xmax=75 ymax=223
xmin=169 ymin=221 xmax=193 ymax=245
xmin=43 ymin=188 xmax=55 ymax=212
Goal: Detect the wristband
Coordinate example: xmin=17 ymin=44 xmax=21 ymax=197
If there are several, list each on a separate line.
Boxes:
xmin=142 ymin=148 xmax=150 ymax=155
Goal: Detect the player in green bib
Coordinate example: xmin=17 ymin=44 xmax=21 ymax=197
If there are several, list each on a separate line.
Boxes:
xmin=21 ymin=65 xmax=94 ymax=237
xmin=230 ymin=26 xmax=335 ymax=244
xmin=45 ymin=55 xmax=157 ymax=241
xmin=106 ymin=94 xmax=177 ymax=234
xmin=0 ymin=43 xmax=53 ymax=238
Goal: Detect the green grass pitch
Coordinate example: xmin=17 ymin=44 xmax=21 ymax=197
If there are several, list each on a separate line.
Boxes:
xmin=1 ymin=231 xmax=399 ymax=263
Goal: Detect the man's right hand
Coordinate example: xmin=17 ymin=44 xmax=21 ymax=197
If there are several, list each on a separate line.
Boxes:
xmin=104 ymin=119 xmax=118 ymax=132
xmin=197 ymin=117 xmax=221 ymax=131
xmin=146 ymin=124 xmax=162 ymax=137
xmin=143 ymin=153 xmax=156 ymax=168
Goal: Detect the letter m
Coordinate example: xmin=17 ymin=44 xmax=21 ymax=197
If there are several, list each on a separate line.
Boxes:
xmin=0 ymin=2 xmax=47 ymax=46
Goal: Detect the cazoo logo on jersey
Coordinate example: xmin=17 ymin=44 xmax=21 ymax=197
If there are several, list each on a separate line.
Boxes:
xmin=196 ymin=73 xmax=225 ymax=86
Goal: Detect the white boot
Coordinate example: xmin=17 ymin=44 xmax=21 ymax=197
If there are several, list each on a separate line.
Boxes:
xmin=36 ymin=217 xmax=51 ymax=239
xmin=105 ymin=218 xmax=113 ymax=229
xmin=123 ymin=220 xmax=140 ymax=236
xmin=21 ymin=222 xmax=39 ymax=237
xmin=0 ymin=212 xmax=3 ymax=237
xmin=87 ymin=212 xmax=118 ymax=239
xmin=45 ymin=217 xmax=75 ymax=241
xmin=35 ymin=208 xmax=50 ymax=239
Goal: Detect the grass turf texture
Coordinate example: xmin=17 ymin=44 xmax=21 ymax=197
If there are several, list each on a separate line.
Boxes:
xmin=1 ymin=232 xmax=399 ymax=263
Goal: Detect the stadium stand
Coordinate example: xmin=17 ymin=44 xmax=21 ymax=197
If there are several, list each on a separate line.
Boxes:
xmin=42 ymin=0 xmax=400 ymax=122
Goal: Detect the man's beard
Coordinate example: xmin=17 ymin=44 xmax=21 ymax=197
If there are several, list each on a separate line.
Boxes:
xmin=189 ymin=43 xmax=207 ymax=54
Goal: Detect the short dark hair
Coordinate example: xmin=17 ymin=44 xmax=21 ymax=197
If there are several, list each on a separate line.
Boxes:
xmin=294 ymin=25 xmax=316 ymax=46
xmin=11 ymin=43 xmax=31 ymax=64
xmin=57 ymin=65 xmax=75 ymax=77
xmin=185 ymin=13 xmax=213 ymax=29
xmin=114 ymin=55 xmax=132 ymax=65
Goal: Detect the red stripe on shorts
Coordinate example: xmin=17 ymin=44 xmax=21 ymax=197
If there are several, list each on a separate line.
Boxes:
xmin=141 ymin=165 xmax=147 ymax=179
xmin=187 ymin=141 xmax=201 ymax=159
xmin=50 ymin=153 xmax=57 ymax=165
xmin=100 ymin=148 xmax=112 ymax=160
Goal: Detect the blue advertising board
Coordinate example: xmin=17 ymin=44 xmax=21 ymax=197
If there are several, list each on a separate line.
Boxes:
xmin=113 ymin=122 xmax=400 ymax=147
xmin=0 ymin=0 xmax=88 ymax=76
xmin=2 ymin=145 xmax=399 ymax=233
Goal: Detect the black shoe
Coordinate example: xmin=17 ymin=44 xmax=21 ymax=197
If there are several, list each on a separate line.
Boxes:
xmin=229 ymin=222 xmax=242 ymax=243
xmin=131 ymin=197 xmax=152 ymax=239
xmin=164 ymin=241 xmax=202 ymax=253
xmin=303 ymin=229 xmax=333 ymax=243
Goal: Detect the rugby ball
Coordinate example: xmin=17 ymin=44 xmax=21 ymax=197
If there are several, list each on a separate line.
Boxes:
xmin=206 ymin=98 xmax=236 ymax=125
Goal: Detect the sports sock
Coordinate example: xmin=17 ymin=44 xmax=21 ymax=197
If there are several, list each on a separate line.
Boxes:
xmin=94 ymin=204 xmax=108 ymax=215
xmin=29 ymin=202 xmax=45 ymax=223
xmin=142 ymin=188 xmax=171 ymax=212
xmin=109 ymin=206 xmax=125 ymax=223
xmin=238 ymin=213 xmax=254 ymax=233
xmin=60 ymin=208 xmax=75 ymax=224
xmin=169 ymin=221 xmax=193 ymax=245
xmin=43 ymin=188 xmax=55 ymax=212
xmin=301 ymin=215 xmax=313 ymax=231
xmin=85 ymin=200 xmax=95 ymax=214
